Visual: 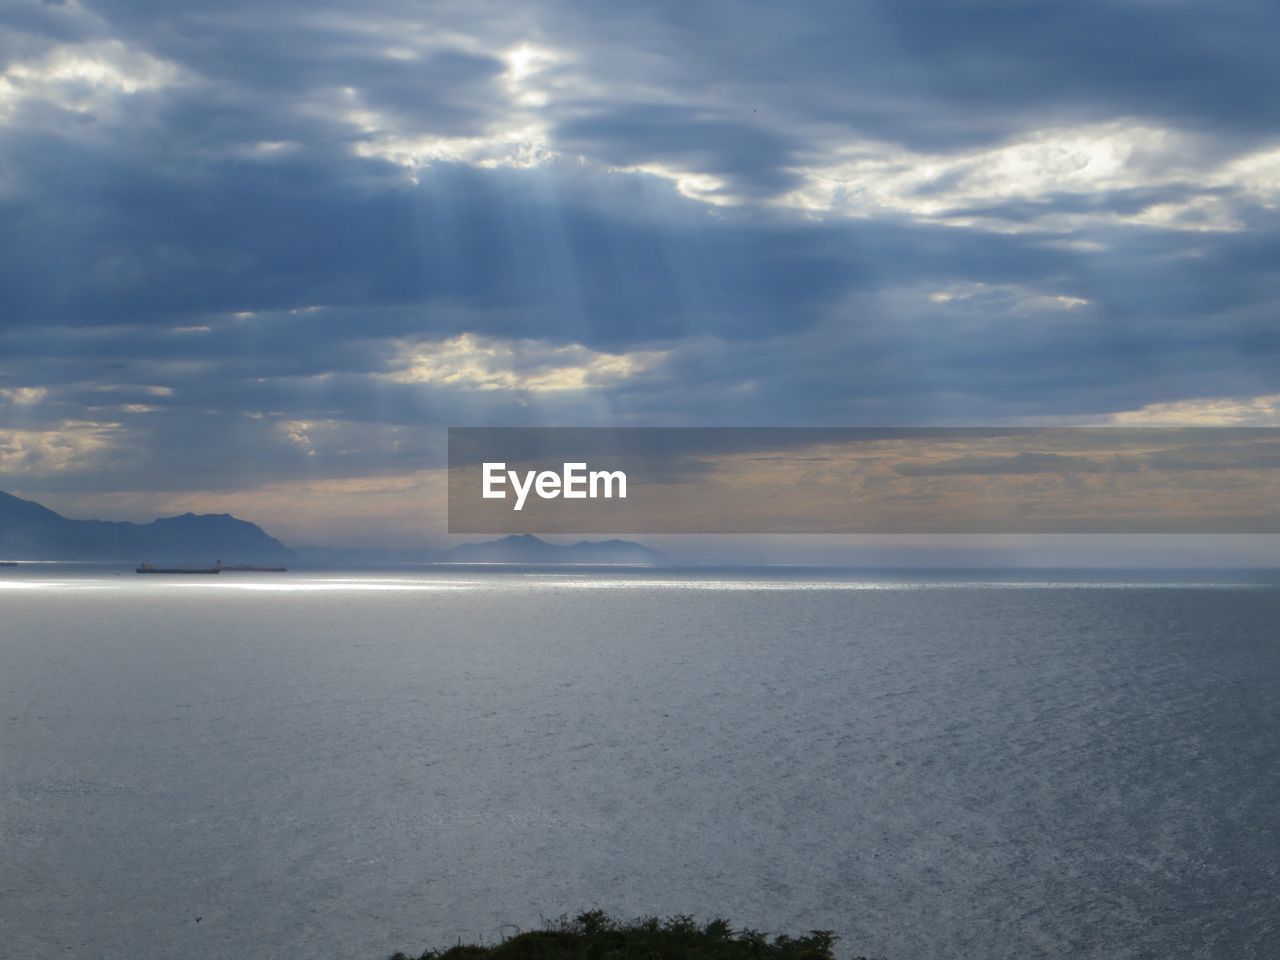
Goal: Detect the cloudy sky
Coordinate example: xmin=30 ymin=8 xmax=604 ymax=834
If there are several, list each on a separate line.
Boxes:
xmin=3 ymin=0 xmax=1280 ymax=548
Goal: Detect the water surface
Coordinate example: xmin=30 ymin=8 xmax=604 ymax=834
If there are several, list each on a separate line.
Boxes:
xmin=3 ymin=566 xmax=1278 ymax=959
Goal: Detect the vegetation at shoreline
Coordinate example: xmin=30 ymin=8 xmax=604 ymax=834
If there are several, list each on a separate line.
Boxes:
xmin=392 ymin=911 xmax=863 ymax=960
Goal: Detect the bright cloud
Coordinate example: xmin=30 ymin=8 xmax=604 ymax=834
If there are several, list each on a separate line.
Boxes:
xmin=776 ymin=121 xmax=1258 ymax=232
xmin=1104 ymin=394 xmax=1280 ymax=426
xmin=0 ymin=387 xmax=48 ymax=406
xmin=383 ymin=334 xmax=668 ymax=392
xmin=0 ymin=420 xmax=123 ymax=475
xmin=0 ymin=40 xmax=180 ymax=124
xmin=349 ymin=42 xmax=565 ymax=174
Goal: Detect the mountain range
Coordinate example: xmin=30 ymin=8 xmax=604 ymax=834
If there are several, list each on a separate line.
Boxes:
xmin=0 ymin=491 xmax=665 ymax=566
xmin=0 ymin=490 xmax=293 ymax=564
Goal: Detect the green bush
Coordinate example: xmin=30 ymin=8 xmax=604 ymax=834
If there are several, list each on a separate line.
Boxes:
xmin=392 ymin=911 xmax=865 ymax=960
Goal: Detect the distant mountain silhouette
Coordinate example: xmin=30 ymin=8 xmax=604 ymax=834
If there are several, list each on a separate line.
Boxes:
xmin=0 ymin=490 xmax=293 ymax=563
xmin=439 ymin=534 xmax=667 ymax=566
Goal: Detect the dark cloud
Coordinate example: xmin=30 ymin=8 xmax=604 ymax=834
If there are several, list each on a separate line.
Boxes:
xmin=876 ymin=0 xmax=1280 ymax=142
xmin=554 ymin=104 xmax=800 ymax=197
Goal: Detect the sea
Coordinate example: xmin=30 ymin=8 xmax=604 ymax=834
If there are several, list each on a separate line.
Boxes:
xmin=2 ymin=564 xmax=1278 ymax=960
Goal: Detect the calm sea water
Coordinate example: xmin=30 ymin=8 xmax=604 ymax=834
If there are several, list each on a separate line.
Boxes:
xmin=2 ymin=566 xmax=1278 ymax=960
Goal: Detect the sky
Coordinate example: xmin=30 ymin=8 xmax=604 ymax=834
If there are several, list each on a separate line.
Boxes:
xmin=2 ymin=0 xmax=1280 ymax=553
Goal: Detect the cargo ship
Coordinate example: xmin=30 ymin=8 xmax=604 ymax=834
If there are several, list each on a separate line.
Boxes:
xmin=215 ymin=560 xmax=287 ymax=572
xmin=136 ymin=562 xmax=220 ymax=574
